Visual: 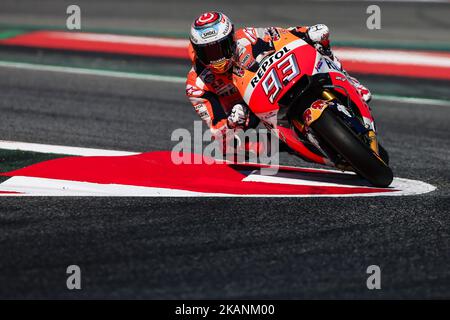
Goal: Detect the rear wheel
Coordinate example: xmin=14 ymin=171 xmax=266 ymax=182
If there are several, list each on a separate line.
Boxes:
xmin=310 ymin=108 xmax=393 ymax=187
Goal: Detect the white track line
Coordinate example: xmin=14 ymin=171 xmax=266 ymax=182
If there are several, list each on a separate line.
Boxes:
xmin=0 ymin=176 xmax=207 ymax=197
xmin=0 ymin=60 xmax=186 ymax=83
xmin=0 ymin=140 xmax=138 ymax=156
xmin=0 ymin=176 xmax=436 ymax=197
xmin=48 ymin=32 xmax=189 ymax=47
xmin=336 ymin=48 xmax=450 ymax=67
xmin=0 ymin=60 xmax=448 ymax=107
xmin=374 ymin=95 xmax=450 ymax=107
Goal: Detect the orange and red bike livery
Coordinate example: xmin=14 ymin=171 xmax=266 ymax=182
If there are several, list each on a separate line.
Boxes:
xmin=186 ymin=26 xmax=331 ymax=137
xmin=186 ymin=26 xmax=392 ymax=186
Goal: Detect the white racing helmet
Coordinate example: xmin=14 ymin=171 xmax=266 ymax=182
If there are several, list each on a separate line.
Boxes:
xmin=190 ymin=12 xmax=235 ymax=73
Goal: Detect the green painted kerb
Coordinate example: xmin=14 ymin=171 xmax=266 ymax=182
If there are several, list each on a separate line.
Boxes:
xmin=0 ymin=29 xmax=27 ymax=40
xmin=0 ymin=149 xmax=69 ymax=183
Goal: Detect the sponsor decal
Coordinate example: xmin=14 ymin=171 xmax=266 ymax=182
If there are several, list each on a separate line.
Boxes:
xmin=251 ymin=46 xmax=291 ymax=88
xmin=194 ymin=104 xmax=210 ymax=120
xmin=241 ymin=54 xmax=251 ymax=66
xmin=324 ymin=58 xmax=341 ymax=71
xmin=337 ymin=103 xmax=352 ymax=117
xmin=222 ymin=22 xmax=231 ymax=36
xmin=194 ymin=103 xmax=204 ymax=111
xmin=215 ymin=83 xmax=237 ymax=97
xmin=267 ymin=27 xmax=280 ymax=41
xmin=186 ymin=84 xmax=204 ymax=97
xmin=315 ymin=58 xmax=324 ymax=72
xmin=237 ymin=45 xmax=246 ymax=57
xmin=303 ymin=108 xmax=313 ymax=124
xmin=198 ymin=111 xmax=209 ymax=120
xmin=190 ymin=34 xmax=199 ymax=44
xmin=233 ymin=66 xmax=245 ymax=77
xmin=243 ymin=28 xmax=258 ymax=44
xmin=202 ymin=75 xmax=238 ymax=97
xmin=201 ymin=28 xmax=217 ymax=39
xmin=303 ymin=100 xmax=330 ymax=126
xmin=311 ymin=100 xmax=329 ymax=110
xmin=203 ymin=72 xmax=215 ymax=84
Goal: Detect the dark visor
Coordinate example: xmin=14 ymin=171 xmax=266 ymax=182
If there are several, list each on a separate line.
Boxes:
xmin=194 ymin=33 xmax=234 ymax=65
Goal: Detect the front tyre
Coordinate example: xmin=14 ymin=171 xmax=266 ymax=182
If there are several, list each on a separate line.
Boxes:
xmin=311 ymin=108 xmax=394 ymax=187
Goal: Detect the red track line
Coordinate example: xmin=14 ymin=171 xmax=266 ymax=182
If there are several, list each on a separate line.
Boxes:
xmin=1 ymin=31 xmax=450 ymax=80
xmin=0 ymin=31 xmax=189 ymax=59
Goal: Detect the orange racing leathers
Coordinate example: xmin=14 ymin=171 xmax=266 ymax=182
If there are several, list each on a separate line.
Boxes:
xmin=185 ymin=26 xmax=341 ymax=138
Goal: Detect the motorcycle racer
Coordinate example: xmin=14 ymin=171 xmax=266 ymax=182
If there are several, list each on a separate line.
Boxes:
xmin=186 ymin=12 xmax=371 ymax=152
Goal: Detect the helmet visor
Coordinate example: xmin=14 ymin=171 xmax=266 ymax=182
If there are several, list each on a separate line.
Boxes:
xmin=194 ymin=32 xmax=234 ymax=66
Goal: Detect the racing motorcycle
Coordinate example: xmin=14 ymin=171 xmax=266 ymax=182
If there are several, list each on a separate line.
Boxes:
xmin=233 ymin=31 xmax=393 ymax=187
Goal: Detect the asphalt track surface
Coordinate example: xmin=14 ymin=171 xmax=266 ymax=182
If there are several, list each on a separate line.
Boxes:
xmin=0 ymin=1 xmax=449 ymax=299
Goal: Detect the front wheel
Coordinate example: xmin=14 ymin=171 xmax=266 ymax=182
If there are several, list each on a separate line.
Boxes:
xmin=310 ymin=108 xmax=394 ymax=187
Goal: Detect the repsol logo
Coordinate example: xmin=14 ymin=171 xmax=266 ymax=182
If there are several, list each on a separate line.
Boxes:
xmin=251 ymin=46 xmax=291 ymax=88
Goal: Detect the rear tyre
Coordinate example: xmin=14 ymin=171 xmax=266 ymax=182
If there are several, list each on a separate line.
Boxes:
xmin=311 ymin=108 xmax=394 ymax=187
xmin=378 ymin=143 xmax=389 ymax=165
